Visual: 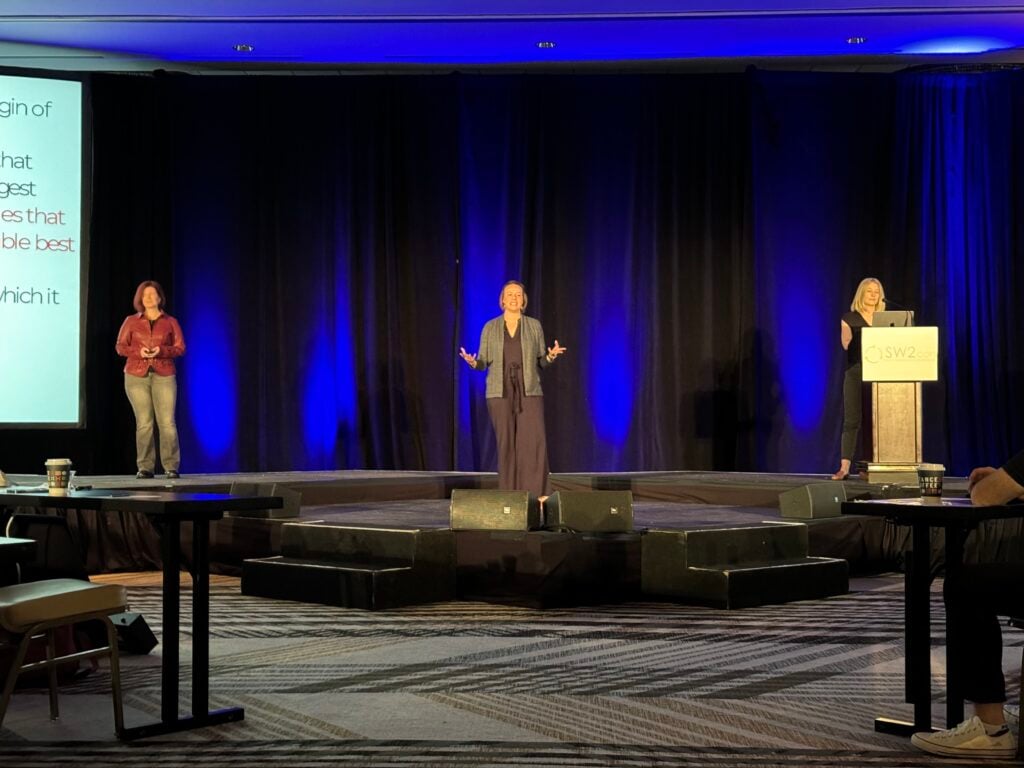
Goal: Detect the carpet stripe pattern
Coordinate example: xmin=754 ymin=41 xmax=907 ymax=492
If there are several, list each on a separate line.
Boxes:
xmin=3 ymin=576 xmax=1021 ymax=767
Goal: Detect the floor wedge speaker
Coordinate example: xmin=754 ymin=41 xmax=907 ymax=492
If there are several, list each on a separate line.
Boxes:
xmin=544 ymin=491 xmax=634 ymax=532
xmin=779 ymin=483 xmax=847 ymax=519
xmin=110 ymin=611 xmax=158 ymax=654
xmin=450 ymin=490 xmax=540 ymax=531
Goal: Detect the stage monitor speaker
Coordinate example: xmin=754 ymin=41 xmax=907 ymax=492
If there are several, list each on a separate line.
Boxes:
xmin=778 ymin=483 xmax=847 ymax=519
xmin=544 ymin=491 xmax=634 ymax=532
xmin=110 ymin=611 xmax=158 ymax=655
xmin=450 ymin=490 xmax=540 ymax=531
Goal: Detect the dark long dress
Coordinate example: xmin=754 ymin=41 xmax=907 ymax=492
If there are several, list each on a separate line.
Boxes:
xmin=485 ymin=321 xmax=551 ymax=496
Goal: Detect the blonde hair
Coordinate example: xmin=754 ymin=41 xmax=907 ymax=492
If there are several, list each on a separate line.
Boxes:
xmin=850 ymin=277 xmax=886 ymax=313
xmin=499 ymin=280 xmax=528 ymax=312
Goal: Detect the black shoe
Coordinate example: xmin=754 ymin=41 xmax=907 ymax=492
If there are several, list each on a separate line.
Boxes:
xmin=165 ymin=471 xmax=180 ymax=479
xmin=136 ymin=470 xmax=154 ymax=479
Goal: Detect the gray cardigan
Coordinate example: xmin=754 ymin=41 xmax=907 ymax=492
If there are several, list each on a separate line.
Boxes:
xmin=473 ymin=315 xmax=553 ymax=399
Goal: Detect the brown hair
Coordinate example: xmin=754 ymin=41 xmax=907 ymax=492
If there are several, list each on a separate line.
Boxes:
xmin=133 ymin=280 xmax=166 ymax=313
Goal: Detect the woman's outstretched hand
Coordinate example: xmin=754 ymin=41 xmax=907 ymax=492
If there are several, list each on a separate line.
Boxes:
xmin=546 ymin=340 xmax=567 ymax=362
xmin=459 ymin=347 xmax=477 ymax=367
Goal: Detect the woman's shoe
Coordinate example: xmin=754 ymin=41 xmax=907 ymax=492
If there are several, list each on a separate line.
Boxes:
xmin=831 ymin=460 xmax=852 ymax=481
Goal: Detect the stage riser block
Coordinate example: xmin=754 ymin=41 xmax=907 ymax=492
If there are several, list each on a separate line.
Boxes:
xmin=642 ymin=525 xmax=849 ymax=608
xmin=243 ymin=524 xmax=455 ymax=609
xmin=659 ymin=523 xmax=811 ymax=568
xmin=544 ymin=491 xmax=634 ymax=532
xmin=241 ymin=557 xmax=428 ymax=609
xmin=179 ymin=516 xmax=323 ymax=577
xmin=454 ymin=530 xmax=641 ymax=608
xmin=281 ymin=523 xmax=439 ymax=562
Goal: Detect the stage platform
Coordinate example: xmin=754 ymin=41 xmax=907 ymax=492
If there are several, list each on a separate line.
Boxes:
xmin=0 ymin=467 xmax=970 ymax=506
xmin=4 ymin=468 xmax=1019 ymax=579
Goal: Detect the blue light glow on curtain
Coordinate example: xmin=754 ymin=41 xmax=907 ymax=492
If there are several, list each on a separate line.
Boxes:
xmin=892 ymin=71 xmax=1024 ymax=470
xmin=177 ymin=252 xmax=238 ymax=468
xmin=149 ymin=70 xmax=1024 ymax=476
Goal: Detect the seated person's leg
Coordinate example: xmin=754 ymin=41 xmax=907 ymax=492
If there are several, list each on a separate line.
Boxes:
xmin=911 ymin=562 xmax=1024 ymax=758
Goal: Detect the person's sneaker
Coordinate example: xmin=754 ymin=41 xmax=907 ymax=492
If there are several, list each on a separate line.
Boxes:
xmin=136 ymin=469 xmax=154 ymax=479
xmin=1005 ymin=705 xmax=1019 ymax=735
xmin=165 ymin=471 xmax=180 ymax=480
xmin=911 ymin=716 xmax=1016 ymax=759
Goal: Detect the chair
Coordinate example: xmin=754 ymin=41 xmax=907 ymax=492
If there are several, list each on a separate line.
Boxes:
xmin=0 ymin=578 xmax=127 ymax=736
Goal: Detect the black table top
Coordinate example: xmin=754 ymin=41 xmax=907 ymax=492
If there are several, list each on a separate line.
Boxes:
xmin=842 ymin=496 xmax=1024 ymax=524
xmin=0 ymin=535 xmax=37 ymax=564
xmin=0 ymin=489 xmax=282 ymax=518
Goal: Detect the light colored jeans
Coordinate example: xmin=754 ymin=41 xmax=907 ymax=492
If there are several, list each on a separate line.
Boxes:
xmin=124 ymin=372 xmax=180 ymax=473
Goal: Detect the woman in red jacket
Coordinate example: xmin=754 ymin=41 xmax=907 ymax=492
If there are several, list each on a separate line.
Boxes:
xmin=115 ymin=280 xmax=186 ymax=479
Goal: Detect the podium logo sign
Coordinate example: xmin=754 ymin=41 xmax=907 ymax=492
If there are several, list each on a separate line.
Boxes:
xmin=863 ymin=344 xmax=937 ymax=364
xmin=861 ymin=326 xmax=939 ymax=382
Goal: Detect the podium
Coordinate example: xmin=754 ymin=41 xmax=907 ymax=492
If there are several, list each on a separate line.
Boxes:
xmin=860 ymin=315 xmax=938 ymax=484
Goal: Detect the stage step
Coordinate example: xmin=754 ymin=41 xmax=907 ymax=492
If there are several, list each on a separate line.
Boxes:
xmin=242 ymin=523 xmax=455 ymax=609
xmin=455 ymin=530 xmax=641 ymax=608
xmin=641 ymin=523 xmax=849 ymax=609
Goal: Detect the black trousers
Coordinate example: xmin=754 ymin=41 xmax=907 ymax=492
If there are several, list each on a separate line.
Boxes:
xmin=840 ymin=364 xmax=863 ymax=461
xmin=945 ymin=562 xmax=1024 ymax=704
xmin=486 ymin=395 xmax=550 ymax=498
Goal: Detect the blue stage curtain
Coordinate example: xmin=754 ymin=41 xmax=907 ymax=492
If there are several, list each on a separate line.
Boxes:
xmin=166 ymin=77 xmax=462 ymax=472
xmin=890 ymin=71 xmax=1024 ymax=471
xmin=455 ymin=75 xmax=754 ymax=472
xmin=5 ymin=70 xmax=1024 ymax=476
xmin=749 ymin=71 xmax=897 ymax=472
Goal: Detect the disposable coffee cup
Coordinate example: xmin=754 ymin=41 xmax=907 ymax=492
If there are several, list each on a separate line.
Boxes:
xmin=917 ymin=463 xmax=945 ymax=498
xmin=45 ymin=458 xmax=73 ymax=496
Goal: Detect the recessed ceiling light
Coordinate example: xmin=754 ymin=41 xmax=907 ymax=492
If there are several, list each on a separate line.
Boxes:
xmin=233 ymin=44 xmax=254 ymax=53
xmin=846 ymin=37 xmax=867 ymax=45
xmin=537 ymin=41 xmax=556 ymax=49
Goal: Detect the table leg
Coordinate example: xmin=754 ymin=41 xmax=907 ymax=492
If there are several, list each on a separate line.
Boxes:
xmin=875 ymin=522 xmax=933 ymax=736
xmin=944 ymin=524 xmax=967 ymax=728
xmin=119 ymin=515 xmax=244 ymax=740
xmin=907 ymin=523 xmax=933 ymax=731
xmin=192 ymin=518 xmax=210 ymax=716
xmin=159 ymin=517 xmax=180 ymax=723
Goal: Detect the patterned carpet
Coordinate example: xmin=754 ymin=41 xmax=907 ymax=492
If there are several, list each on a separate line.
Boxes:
xmin=2 ymin=575 xmax=1021 ymax=767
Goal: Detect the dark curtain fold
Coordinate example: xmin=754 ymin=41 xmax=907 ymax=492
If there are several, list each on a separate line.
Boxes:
xmin=2 ymin=69 xmax=1023 ymax=477
xmin=167 ymin=77 xmax=461 ymax=471
xmin=750 ymin=72 xmax=897 ymax=472
xmin=890 ymin=71 xmax=1024 ymax=470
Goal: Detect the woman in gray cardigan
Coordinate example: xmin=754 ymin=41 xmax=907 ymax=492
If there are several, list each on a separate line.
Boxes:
xmin=460 ymin=281 xmax=566 ymax=499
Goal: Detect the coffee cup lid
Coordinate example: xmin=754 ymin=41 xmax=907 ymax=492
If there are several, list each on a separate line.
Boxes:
xmin=918 ymin=463 xmax=944 ymax=471
xmin=45 ymin=458 xmax=73 ymax=466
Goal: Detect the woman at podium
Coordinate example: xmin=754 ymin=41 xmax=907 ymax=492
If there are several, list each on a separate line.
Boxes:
xmin=832 ymin=277 xmax=885 ymax=480
xmin=459 ymin=281 xmax=565 ymax=500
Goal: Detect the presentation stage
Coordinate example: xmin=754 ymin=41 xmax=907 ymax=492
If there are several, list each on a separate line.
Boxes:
xmin=0 ymin=73 xmax=84 ymax=426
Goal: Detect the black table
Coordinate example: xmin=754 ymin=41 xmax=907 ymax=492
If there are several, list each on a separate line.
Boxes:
xmin=0 ymin=489 xmax=282 ymax=740
xmin=842 ymin=497 xmax=1024 ymax=736
xmin=0 ymin=535 xmax=37 ymax=565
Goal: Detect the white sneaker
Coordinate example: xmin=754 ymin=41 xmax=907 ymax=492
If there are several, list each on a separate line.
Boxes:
xmin=911 ymin=716 xmax=1016 ymax=759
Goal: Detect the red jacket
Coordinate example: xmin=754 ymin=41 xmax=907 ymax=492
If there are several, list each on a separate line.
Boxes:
xmin=115 ymin=313 xmax=186 ymax=377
